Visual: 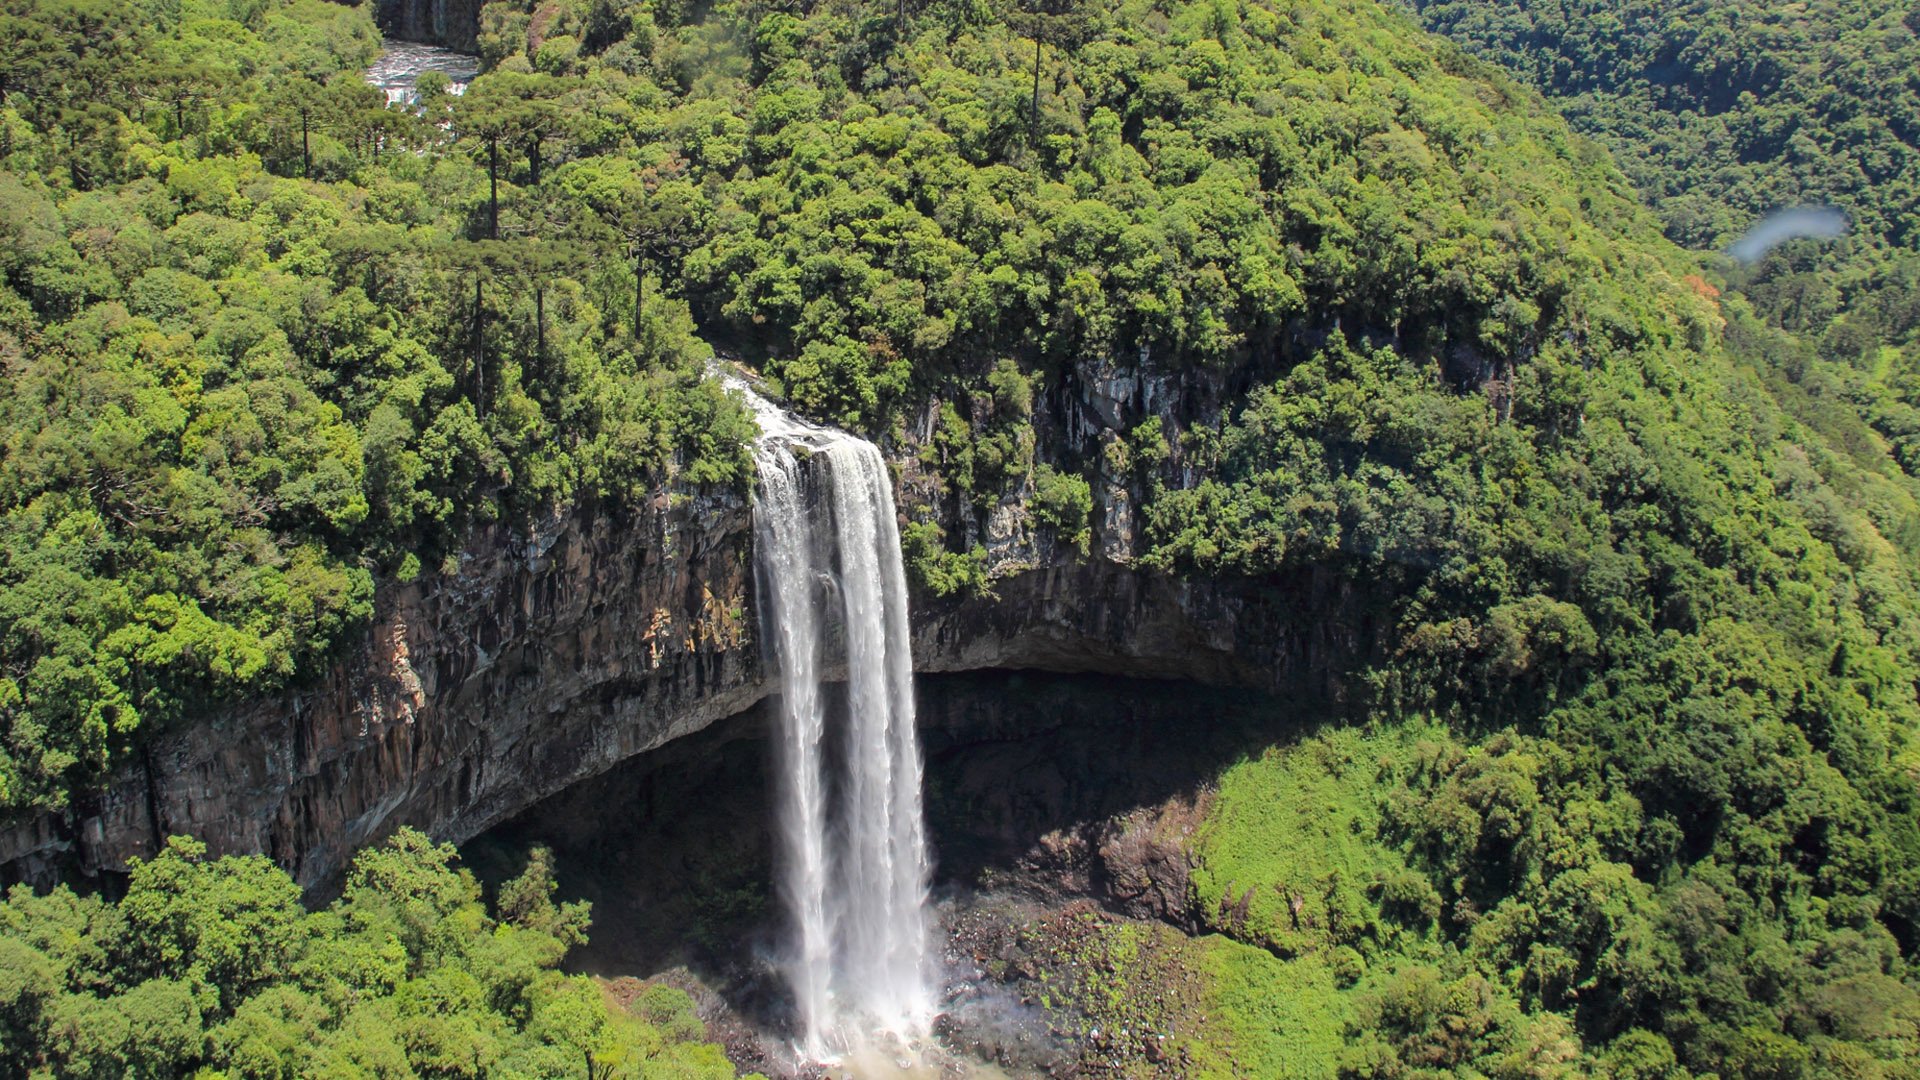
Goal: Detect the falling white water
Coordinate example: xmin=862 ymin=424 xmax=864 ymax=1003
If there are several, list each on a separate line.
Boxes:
xmin=735 ymin=378 xmax=932 ymax=1059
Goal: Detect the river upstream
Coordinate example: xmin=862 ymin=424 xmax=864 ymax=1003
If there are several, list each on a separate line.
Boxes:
xmin=364 ymin=39 xmax=479 ymax=106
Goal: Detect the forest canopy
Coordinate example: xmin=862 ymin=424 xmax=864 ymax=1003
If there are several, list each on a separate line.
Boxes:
xmin=0 ymin=0 xmax=1701 ymax=817
xmin=0 ymin=828 xmax=748 ymax=1080
xmin=4 ymin=0 xmax=1920 ymax=1077
xmin=0 ymin=0 xmax=753 ymax=815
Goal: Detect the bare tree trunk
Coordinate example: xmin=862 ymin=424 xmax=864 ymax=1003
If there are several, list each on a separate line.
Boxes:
xmin=633 ymin=252 xmax=645 ymax=344
xmin=1031 ymin=36 xmax=1043 ymax=147
xmin=488 ymin=138 xmax=500 ymax=240
xmin=473 ymin=277 xmax=486 ymax=417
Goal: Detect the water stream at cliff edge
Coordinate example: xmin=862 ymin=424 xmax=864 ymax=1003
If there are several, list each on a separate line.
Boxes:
xmin=736 ymin=378 xmax=934 ymax=1065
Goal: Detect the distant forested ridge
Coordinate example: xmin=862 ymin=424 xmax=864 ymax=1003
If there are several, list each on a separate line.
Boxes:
xmin=4 ymin=0 xmax=1920 ymax=1077
xmin=1404 ymin=0 xmax=1919 ymax=253
xmin=1400 ymin=0 xmax=1920 ymax=499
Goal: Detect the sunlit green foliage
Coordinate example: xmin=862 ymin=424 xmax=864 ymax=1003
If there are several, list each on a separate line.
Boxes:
xmin=1141 ymin=282 xmax=1920 ymax=1071
xmin=474 ymin=0 xmax=1732 ymax=593
xmin=655 ymin=0 xmax=1661 ymax=424
xmin=1400 ymin=0 xmax=1920 ymax=539
xmin=0 ymin=829 xmax=746 ymax=1080
xmin=8 ymin=0 xmax=1920 ymax=1075
xmin=421 ymin=0 xmax=1920 ymax=1073
xmin=0 ymin=0 xmax=753 ymax=816
xmin=1187 ymin=723 xmax=1920 ymax=1078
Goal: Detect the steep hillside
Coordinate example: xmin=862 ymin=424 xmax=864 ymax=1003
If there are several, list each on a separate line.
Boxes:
xmin=1400 ymin=0 xmax=1920 ymax=544
xmin=1404 ymin=0 xmax=1919 ymax=254
xmin=2 ymin=0 xmax=1920 ymax=1076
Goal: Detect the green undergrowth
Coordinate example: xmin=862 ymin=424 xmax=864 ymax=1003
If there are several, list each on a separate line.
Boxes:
xmin=0 ymin=828 xmax=753 ymax=1080
xmin=1192 ymin=725 xmax=1424 ymax=960
xmin=1186 ymin=940 xmax=1350 ymax=1080
xmin=1115 ymin=718 xmax=1920 ymax=1079
xmin=1179 ymin=725 xmax=1430 ymax=1079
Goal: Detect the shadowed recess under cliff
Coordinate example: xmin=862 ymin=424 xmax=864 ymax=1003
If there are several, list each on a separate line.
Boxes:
xmin=460 ymin=670 xmax=1303 ymax=978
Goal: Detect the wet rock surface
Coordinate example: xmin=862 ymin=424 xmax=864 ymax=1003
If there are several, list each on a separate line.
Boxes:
xmin=939 ymin=894 xmax=1209 ymax=1080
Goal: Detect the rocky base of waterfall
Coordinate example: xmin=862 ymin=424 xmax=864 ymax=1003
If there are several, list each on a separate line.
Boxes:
xmin=551 ymin=880 xmax=1207 ymax=1080
xmin=937 ymin=892 xmax=1208 ymax=1080
xmin=648 ymin=889 xmax=1203 ymax=1080
xmin=460 ymin=668 xmax=1297 ymax=1080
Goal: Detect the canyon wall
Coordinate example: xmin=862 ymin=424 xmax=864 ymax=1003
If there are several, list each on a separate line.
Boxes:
xmin=0 ymin=492 xmax=762 ymax=892
xmin=0 ymin=358 xmax=1386 ymax=894
xmin=375 ymin=0 xmax=486 ymax=51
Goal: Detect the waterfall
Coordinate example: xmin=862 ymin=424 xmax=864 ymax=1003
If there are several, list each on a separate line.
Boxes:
xmin=738 ymin=382 xmax=932 ymax=1058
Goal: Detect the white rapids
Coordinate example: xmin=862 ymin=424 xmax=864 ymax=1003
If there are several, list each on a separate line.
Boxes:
xmin=734 ymin=377 xmax=933 ymax=1061
xmin=364 ymin=40 xmax=478 ymax=107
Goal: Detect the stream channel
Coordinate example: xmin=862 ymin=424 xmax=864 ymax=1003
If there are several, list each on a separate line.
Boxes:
xmin=364 ymin=39 xmax=479 ymax=106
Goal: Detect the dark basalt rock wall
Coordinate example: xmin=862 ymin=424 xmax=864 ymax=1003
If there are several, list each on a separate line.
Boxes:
xmin=461 ymin=670 xmax=1298 ymax=981
xmin=913 ymin=555 xmax=1374 ymax=703
xmin=0 ymin=493 xmax=764 ymax=892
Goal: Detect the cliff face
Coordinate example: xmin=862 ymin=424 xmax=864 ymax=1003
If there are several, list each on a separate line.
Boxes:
xmin=0 ymin=358 xmax=1384 ymax=894
xmin=1 ymin=492 xmax=762 ymax=892
xmin=374 ymin=0 xmax=486 ymax=51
